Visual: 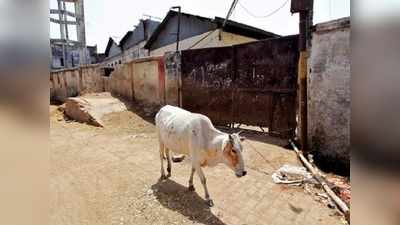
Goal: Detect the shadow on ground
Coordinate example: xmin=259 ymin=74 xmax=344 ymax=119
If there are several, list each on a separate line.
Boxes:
xmin=151 ymin=179 xmax=226 ymax=225
xmin=216 ymin=126 xmax=292 ymax=148
xmin=111 ymin=94 xmax=159 ymax=125
xmin=113 ymin=94 xmax=292 ymax=149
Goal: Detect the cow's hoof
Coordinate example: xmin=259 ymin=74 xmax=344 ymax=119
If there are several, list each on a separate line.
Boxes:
xmin=188 ymin=185 xmax=195 ymax=192
xmin=160 ymin=174 xmax=167 ymax=180
xmin=206 ymin=199 xmax=214 ymax=207
xmin=167 ymin=173 xmax=171 ymax=178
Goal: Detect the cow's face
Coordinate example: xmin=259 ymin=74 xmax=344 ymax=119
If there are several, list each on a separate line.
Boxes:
xmin=223 ymin=133 xmax=247 ymax=177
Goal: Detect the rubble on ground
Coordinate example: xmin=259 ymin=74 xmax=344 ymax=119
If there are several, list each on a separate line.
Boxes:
xmin=64 ymin=92 xmax=128 ymax=127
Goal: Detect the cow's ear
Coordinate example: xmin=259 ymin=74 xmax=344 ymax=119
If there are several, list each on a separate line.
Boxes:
xmin=223 ymin=139 xmax=232 ymax=154
xmin=229 ymin=134 xmax=233 ymax=143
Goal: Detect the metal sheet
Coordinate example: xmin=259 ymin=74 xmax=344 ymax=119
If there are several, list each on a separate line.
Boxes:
xmin=181 ymin=35 xmax=299 ymax=137
xmin=181 ymin=47 xmax=234 ymax=125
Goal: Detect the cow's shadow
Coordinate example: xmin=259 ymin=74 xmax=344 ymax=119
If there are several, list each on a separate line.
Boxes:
xmin=151 ymin=179 xmax=226 ymax=225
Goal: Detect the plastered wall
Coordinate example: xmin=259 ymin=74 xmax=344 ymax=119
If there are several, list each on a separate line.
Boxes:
xmin=307 ymin=17 xmax=350 ymax=168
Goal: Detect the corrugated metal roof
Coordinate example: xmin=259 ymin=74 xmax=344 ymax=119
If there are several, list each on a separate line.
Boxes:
xmin=144 ymin=10 xmax=280 ymax=50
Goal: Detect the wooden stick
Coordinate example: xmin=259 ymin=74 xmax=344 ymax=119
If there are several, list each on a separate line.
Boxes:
xmin=289 ymin=140 xmax=350 ymax=219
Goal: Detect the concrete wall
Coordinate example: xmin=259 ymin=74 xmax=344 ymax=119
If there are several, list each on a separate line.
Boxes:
xmin=51 ymin=56 xmax=168 ymax=107
xmin=149 ymin=30 xmax=257 ymax=56
xmin=50 ymin=64 xmax=105 ymax=102
xmin=108 ymin=62 xmax=134 ymax=100
xmin=307 ymin=17 xmax=350 ymax=167
xmin=107 ymin=56 xmax=166 ymax=106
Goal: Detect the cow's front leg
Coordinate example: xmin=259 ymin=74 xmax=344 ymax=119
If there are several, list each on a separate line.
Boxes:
xmin=195 ymin=166 xmax=213 ymax=207
xmin=188 ymin=167 xmax=195 ymax=191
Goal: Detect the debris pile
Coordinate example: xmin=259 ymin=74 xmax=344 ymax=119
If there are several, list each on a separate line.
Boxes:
xmin=327 ymin=176 xmax=351 ymax=206
xmin=64 ymin=92 xmax=128 ymax=127
xmin=271 ymin=164 xmax=317 ymax=184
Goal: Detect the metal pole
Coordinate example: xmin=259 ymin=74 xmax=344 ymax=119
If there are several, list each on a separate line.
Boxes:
xmin=171 ymin=6 xmax=181 ymax=52
xmin=171 ymin=6 xmax=182 ymax=107
xmin=222 ymin=0 xmax=239 ymax=28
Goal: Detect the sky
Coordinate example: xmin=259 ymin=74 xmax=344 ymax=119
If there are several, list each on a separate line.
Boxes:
xmin=49 ymin=0 xmax=350 ymax=53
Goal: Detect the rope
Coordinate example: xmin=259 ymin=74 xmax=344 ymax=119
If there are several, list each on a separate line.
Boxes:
xmin=244 ymin=140 xmax=278 ymax=171
xmin=238 ymin=0 xmax=289 ymax=19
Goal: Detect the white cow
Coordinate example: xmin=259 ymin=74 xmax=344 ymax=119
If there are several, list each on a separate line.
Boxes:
xmin=155 ymin=105 xmax=247 ymax=206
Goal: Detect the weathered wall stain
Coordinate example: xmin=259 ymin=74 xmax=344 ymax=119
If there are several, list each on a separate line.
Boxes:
xmin=308 ymin=17 xmax=350 ymax=169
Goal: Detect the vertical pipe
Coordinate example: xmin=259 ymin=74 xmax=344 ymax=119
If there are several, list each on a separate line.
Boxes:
xmin=171 ymin=6 xmax=182 ymax=107
xmin=178 ymin=53 xmax=182 ymax=107
xmin=175 ymin=7 xmax=181 ymax=52
xmin=231 ymin=46 xmax=237 ymax=125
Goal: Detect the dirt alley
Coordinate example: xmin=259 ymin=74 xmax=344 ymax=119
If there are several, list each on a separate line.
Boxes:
xmin=50 ymin=104 xmax=344 ymax=225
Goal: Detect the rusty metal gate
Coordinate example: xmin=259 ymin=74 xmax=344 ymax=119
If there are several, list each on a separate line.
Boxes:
xmin=181 ymin=35 xmax=299 ymax=137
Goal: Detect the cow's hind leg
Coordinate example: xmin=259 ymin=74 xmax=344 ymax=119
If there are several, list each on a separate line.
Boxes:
xmin=165 ymin=148 xmax=172 ymax=177
xmin=188 ymin=167 xmax=195 ymax=191
xmin=195 ymin=166 xmax=213 ymax=207
xmin=159 ymin=142 xmax=167 ymax=180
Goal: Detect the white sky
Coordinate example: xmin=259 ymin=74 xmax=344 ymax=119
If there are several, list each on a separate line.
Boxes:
xmin=49 ymin=0 xmax=350 ymax=53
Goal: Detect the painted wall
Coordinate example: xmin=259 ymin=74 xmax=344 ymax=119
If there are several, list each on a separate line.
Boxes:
xmin=221 ymin=31 xmax=257 ymax=46
xmin=149 ymin=29 xmax=257 ymax=56
xmin=107 ymin=56 xmax=166 ymax=105
xmin=108 ymin=62 xmax=134 ymax=100
xmin=307 ymin=17 xmax=350 ymax=168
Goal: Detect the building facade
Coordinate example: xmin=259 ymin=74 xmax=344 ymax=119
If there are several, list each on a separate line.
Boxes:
xmin=49 ymin=0 xmax=88 ymax=69
xmin=102 ymin=19 xmax=160 ymax=68
xmin=144 ymin=10 xmax=280 ymax=56
xmin=102 ymin=38 xmax=123 ymax=68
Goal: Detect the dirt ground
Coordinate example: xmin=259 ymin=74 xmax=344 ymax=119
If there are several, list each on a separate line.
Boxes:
xmin=50 ymin=104 xmax=346 ymax=225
